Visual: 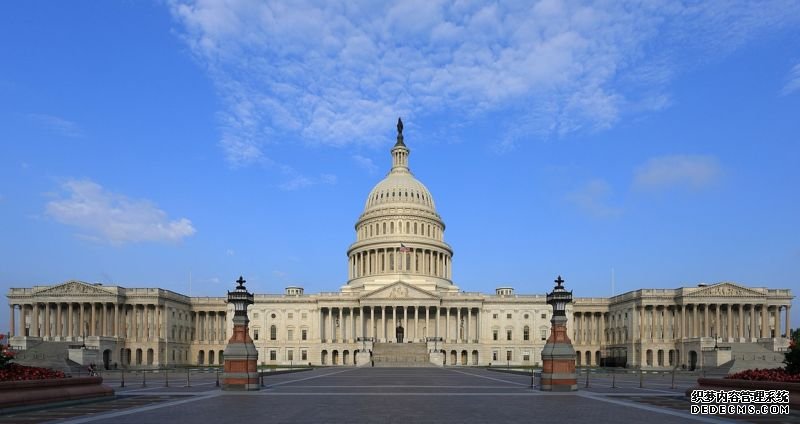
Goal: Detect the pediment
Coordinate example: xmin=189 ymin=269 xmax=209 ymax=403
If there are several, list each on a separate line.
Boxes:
xmin=685 ymin=282 xmax=764 ymax=298
xmin=360 ymin=281 xmax=440 ymax=301
xmin=35 ymin=280 xmax=112 ymax=296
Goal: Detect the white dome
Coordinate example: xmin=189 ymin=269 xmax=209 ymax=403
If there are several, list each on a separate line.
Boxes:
xmin=343 ymin=119 xmax=456 ymax=294
xmin=363 ymin=172 xmax=437 ymax=214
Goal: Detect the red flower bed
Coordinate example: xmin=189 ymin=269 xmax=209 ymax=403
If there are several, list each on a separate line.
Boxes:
xmin=726 ymin=368 xmax=800 ymax=383
xmin=0 ymin=363 xmax=66 ymax=381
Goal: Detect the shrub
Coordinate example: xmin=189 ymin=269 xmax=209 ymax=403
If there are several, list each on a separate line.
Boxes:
xmin=0 ymin=334 xmax=14 ymax=369
xmin=726 ymin=368 xmax=800 ymax=382
xmin=785 ymin=338 xmax=799 ymax=374
xmin=0 ymin=363 xmax=66 ymax=381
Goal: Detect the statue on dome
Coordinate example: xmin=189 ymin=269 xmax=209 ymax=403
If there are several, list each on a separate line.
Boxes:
xmin=397 ymin=117 xmax=403 ymax=135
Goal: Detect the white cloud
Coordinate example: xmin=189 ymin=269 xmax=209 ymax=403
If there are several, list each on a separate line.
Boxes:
xmin=27 ymin=114 xmax=84 ymax=138
xmin=633 ymin=155 xmax=721 ymax=191
xmin=566 ymin=179 xmax=621 ymax=218
xmin=168 ymin=1 xmax=800 ymax=162
xmin=352 ymin=154 xmax=378 ymax=174
xmin=46 ymin=179 xmax=196 ymax=244
xmin=781 ymin=63 xmax=800 ymax=95
xmin=226 ymin=249 xmax=235 ymax=256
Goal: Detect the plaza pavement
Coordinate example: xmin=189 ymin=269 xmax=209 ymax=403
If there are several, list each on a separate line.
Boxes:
xmin=1 ymin=367 xmax=797 ymax=424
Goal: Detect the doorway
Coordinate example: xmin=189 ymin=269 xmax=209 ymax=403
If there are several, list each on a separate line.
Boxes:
xmin=396 ymin=325 xmax=404 ymax=343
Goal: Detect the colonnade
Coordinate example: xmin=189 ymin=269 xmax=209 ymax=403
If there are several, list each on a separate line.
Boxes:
xmin=8 ymin=302 xmax=168 ymax=340
xmin=573 ymin=303 xmax=792 ymax=346
xmin=349 ymin=247 xmax=451 ymax=280
xmin=319 ymin=305 xmax=480 ymax=344
xmin=192 ymin=310 xmax=226 ymax=343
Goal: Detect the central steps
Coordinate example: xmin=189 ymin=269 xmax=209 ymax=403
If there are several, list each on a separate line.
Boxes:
xmin=372 ymin=343 xmax=432 ymax=367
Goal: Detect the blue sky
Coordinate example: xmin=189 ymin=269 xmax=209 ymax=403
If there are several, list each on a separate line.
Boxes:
xmin=1 ymin=1 xmax=799 ymax=334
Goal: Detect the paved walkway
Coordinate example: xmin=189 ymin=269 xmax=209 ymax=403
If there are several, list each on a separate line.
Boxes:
xmin=1 ymin=368 xmax=798 ymax=423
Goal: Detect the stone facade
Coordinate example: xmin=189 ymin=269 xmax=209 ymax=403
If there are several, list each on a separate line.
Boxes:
xmin=5 ymin=123 xmax=794 ymax=369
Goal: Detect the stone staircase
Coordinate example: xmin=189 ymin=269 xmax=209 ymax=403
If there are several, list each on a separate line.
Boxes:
xmin=11 ymin=341 xmax=86 ymax=376
xmin=706 ymin=343 xmax=786 ymax=376
xmin=372 ymin=343 xmax=433 ymax=367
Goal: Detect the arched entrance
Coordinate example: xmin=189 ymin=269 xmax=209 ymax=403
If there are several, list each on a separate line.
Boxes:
xmin=689 ymin=351 xmax=698 ymax=371
xmin=102 ymin=349 xmax=111 ymax=369
xmin=396 ymin=325 xmax=404 ymax=343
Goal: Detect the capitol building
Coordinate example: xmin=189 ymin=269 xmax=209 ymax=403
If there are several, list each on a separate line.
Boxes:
xmin=6 ymin=121 xmax=794 ymax=370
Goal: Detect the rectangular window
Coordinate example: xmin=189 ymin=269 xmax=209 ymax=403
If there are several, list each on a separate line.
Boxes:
xmin=541 ymin=329 xmax=547 ymax=341
xmin=254 ymin=313 xmax=259 ymax=319
xmin=492 ymin=313 xmax=498 ymax=319
xmin=541 ymin=313 xmax=546 ymax=319
xmin=523 ymin=351 xmax=530 ymax=361
xmin=288 ymin=329 xmax=294 ymax=341
xmin=269 ymin=350 xmax=276 ymax=361
xmin=253 ymin=329 xmax=259 ymax=341
xmin=301 ymin=313 xmax=307 ymax=320
xmin=492 ymin=330 xmax=498 ymax=341
xmin=506 ymin=350 xmax=512 ymax=361
xmin=506 ymin=313 xmax=512 ymax=319
xmin=288 ymin=313 xmax=294 ymax=319
xmin=492 ymin=351 xmax=498 ymax=361
xmin=301 ymin=350 xmax=308 ymax=361
xmin=506 ymin=330 xmax=512 ymax=341
xmin=301 ymin=329 xmax=307 ymax=340
xmin=287 ymin=350 xmax=294 ymax=361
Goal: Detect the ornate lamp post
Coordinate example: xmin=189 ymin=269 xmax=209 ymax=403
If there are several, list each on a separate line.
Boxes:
xmin=540 ymin=275 xmax=578 ymax=391
xmin=222 ymin=276 xmax=259 ymax=391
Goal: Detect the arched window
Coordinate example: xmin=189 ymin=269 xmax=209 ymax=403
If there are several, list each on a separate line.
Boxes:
xmin=406 ymin=253 xmax=411 ymax=270
xmin=414 ymin=222 xmax=417 ymax=234
xmin=390 ymin=222 xmax=394 ymax=233
xmin=406 ymin=222 xmax=410 ymax=233
xmin=389 ymin=253 xmax=394 ymax=271
xmin=523 ymin=326 xmax=530 ymax=341
xmin=270 ymin=325 xmax=277 ymax=341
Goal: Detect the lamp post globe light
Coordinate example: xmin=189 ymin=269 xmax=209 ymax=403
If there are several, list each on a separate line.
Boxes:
xmin=540 ymin=275 xmax=578 ymax=391
xmin=222 ymin=276 xmax=259 ymax=391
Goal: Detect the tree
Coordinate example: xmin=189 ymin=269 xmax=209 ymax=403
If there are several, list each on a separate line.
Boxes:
xmin=785 ymin=328 xmax=799 ymax=374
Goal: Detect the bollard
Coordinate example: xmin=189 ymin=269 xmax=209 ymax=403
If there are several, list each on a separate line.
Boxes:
xmin=142 ymin=370 xmax=147 ymax=387
xmin=639 ymin=369 xmax=644 ymax=388
xmin=165 ymin=368 xmax=169 ymax=388
xmin=611 ymin=369 xmax=615 ymax=388
xmin=260 ymin=371 xmax=265 ymax=387
xmin=530 ymin=368 xmax=535 ymax=389
xmin=121 ymin=369 xmax=125 ymax=388
xmin=186 ymin=368 xmax=191 ymax=387
xmin=585 ymin=368 xmax=590 ymax=388
xmin=216 ymin=370 xmax=220 ymax=387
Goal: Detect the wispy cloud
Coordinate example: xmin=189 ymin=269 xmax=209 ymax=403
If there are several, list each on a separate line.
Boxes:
xmin=566 ymin=179 xmax=621 ymax=218
xmin=633 ymin=155 xmax=721 ymax=191
xmin=781 ymin=63 xmax=800 ymax=95
xmin=276 ymin=164 xmax=337 ymax=191
xmin=27 ymin=113 xmax=84 ymax=138
xmin=168 ymin=1 xmax=800 ymax=162
xmin=352 ymin=154 xmax=378 ymax=174
xmin=46 ymin=179 xmax=196 ymax=244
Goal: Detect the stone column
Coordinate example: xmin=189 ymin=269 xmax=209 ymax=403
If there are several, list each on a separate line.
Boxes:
xmin=680 ymin=305 xmax=685 ymax=340
xmin=786 ymin=305 xmax=792 ymax=338
xmin=31 ymin=302 xmax=40 ymax=337
xmin=456 ymin=307 xmax=461 ymax=342
xmin=425 ymin=306 xmax=430 ymax=339
xmin=749 ymin=305 xmax=756 ymax=339
xmin=726 ymin=304 xmax=732 ymax=340
xmin=773 ymin=306 xmax=780 ymax=338
xmin=737 ymin=305 xmax=743 ymax=339
xmin=637 ymin=306 xmax=643 ymax=340
xmin=403 ymin=306 xmax=408 ymax=340
xmin=369 ymin=306 xmax=374 ymax=339
xmin=466 ymin=308 xmax=471 ymax=343
xmin=9 ymin=305 xmax=15 ymax=338
xmin=43 ymin=303 xmax=50 ymax=338
xmin=761 ymin=305 xmax=768 ymax=339
xmin=445 ymin=308 xmax=450 ymax=342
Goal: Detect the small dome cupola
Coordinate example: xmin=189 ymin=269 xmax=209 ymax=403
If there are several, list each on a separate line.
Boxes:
xmin=391 ymin=117 xmax=409 ymax=172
